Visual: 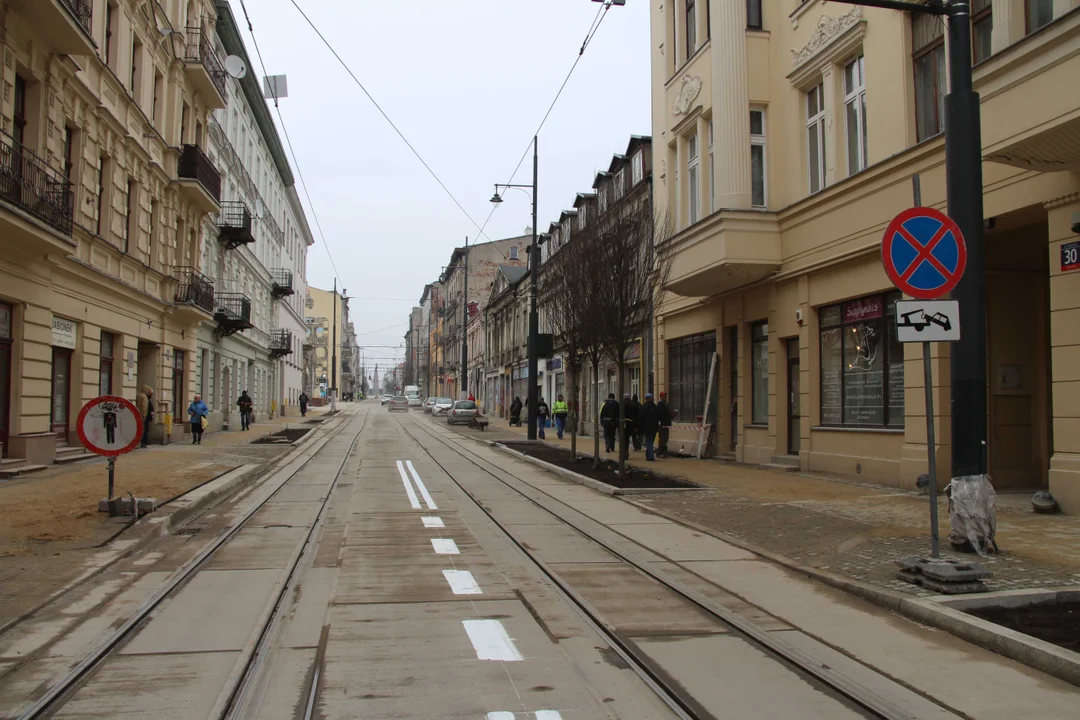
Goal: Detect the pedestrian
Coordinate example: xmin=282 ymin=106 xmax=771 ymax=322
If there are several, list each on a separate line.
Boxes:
xmin=638 ymin=393 xmax=660 ymax=461
xmin=552 ymin=394 xmax=569 ymax=440
xmin=657 ymin=392 xmax=673 ymax=458
xmin=509 ymin=396 xmax=522 ymax=426
xmin=468 ymin=392 xmax=475 ymax=402
xmin=299 ymin=391 xmax=309 ymax=417
xmin=536 ymin=396 xmax=549 ymax=439
xmin=237 ymin=390 xmax=253 ymax=431
xmin=137 ymin=386 xmax=154 ymax=448
xmin=188 ymin=394 xmax=209 ymax=445
xmin=630 ymin=394 xmax=643 ymax=450
xmin=600 ymin=393 xmax=619 ymax=452
xmin=620 ymin=393 xmax=635 ymax=458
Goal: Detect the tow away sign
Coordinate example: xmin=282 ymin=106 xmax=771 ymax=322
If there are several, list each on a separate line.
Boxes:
xmin=895 ymin=300 xmax=960 ymax=343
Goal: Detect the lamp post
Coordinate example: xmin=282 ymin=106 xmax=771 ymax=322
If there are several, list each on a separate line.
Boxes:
xmin=491 ymin=136 xmax=540 ymax=439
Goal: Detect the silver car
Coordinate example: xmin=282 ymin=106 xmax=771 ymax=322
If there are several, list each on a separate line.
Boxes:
xmin=423 ymin=397 xmax=437 ymax=413
xmin=431 ymin=398 xmax=454 ymax=416
xmin=447 ymin=400 xmax=479 ymax=425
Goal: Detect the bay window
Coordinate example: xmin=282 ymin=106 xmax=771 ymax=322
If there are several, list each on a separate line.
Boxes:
xmin=806 ymin=83 xmax=826 ymax=194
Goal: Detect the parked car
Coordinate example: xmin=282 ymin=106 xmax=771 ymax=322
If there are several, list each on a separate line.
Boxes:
xmin=388 ymin=396 xmax=409 ymax=412
xmin=431 ymin=398 xmax=454 ymax=416
xmin=380 ymin=394 xmax=391 ymax=405
xmin=423 ymin=397 xmax=437 ymax=413
xmin=447 ymin=400 xmax=479 ymax=425
xmin=407 ymin=395 xmax=423 ymax=408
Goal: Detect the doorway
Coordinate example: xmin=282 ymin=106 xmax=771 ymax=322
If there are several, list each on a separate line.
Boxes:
xmin=727 ymin=326 xmax=738 ymax=451
xmin=787 ymin=339 xmax=801 ymax=456
xmin=51 ymin=348 xmax=72 ymax=444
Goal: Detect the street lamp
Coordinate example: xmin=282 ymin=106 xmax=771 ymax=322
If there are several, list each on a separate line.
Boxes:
xmin=491 ymin=135 xmax=540 ymax=439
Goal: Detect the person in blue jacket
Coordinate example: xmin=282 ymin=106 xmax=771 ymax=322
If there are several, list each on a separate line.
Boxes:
xmin=188 ymin=394 xmax=209 ymax=445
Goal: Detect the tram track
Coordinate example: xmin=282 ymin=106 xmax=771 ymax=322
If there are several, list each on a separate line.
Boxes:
xmin=396 ymin=414 xmax=955 ymax=720
xmin=14 ymin=407 xmax=367 ymax=720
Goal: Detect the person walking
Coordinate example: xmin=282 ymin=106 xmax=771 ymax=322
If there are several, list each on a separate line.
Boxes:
xmin=657 ymin=391 xmax=673 ymax=458
xmin=629 ymin=394 xmax=643 ymax=451
xmin=299 ymin=391 xmax=309 ymax=417
xmin=638 ymin=393 xmax=661 ymax=461
xmin=509 ymin=396 xmax=522 ymax=427
xmin=600 ymin=393 xmax=619 ymax=452
xmin=552 ymin=394 xmax=569 ymax=440
xmin=536 ymin=396 xmax=550 ymax=440
xmin=188 ymin=394 xmax=209 ymax=445
xmin=137 ymin=385 xmax=154 ymax=448
xmin=237 ymin=390 xmax=253 ymax=431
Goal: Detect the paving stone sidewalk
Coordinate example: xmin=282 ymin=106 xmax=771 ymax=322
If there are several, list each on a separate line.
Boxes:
xmin=443 ymin=412 xmax=1080 ymax=596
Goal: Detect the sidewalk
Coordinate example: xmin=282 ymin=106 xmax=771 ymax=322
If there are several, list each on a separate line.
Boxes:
xmin=477 ymin=416 xmax=1080 ymax=596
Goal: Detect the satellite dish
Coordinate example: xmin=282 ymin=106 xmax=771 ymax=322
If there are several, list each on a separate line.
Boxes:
xmin=254 ymin=198 xmax=265 ymax=219
xmin=224 ymin=55 xmax=247 ymax=79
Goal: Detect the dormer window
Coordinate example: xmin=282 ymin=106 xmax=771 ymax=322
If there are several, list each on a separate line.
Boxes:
xmin=577 ymin=206 xmax=587 ymax=229
xmin=615 ymin=170 xmax=626 ymax=198
xmin=632 ymin=151 xmax=644 ymax=185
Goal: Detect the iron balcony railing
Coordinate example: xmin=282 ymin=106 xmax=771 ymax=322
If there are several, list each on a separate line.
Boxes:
xmin=215 ymin=292 xmax=252 ymax=324
xmin=60 ymin=0 xmax=94 ymax=36
xmin=217 ymin=201 xmax=253 ymax=248
xmin=178 ymin=144 xmax=221 ymax=203
xmin=0 ymin=128 xmax=74 ymax=237
xmin=184 ymin=26 xmax=227 ymax=100
xmin=269 ymin=329 xmax=293 ymax=358
xmin=270 ymin=269 xmax=294 ymax=298
xmin=173 ymin=266 xmax=215 ymax=313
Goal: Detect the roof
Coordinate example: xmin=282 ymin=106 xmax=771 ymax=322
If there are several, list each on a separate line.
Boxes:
xmin=625 ymin=135 xmax=652 ymax=157
xmin=573 ymin=193 xmax=596 ymax=209
xmin=593 ymin=171 xmax=610 ymax=190
xmin=607 ymin=154 xmax=628 ymax=175
xmin=500 ymin=265 xmax=529 ymax=285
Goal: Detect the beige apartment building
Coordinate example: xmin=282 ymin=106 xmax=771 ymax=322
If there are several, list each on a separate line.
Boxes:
xmin=305 ymin=285 xmax=347 ymax=402
xmin=650 ymin=0 xmax=1080 ymax=509
xmin=0 ymin=0 xmax=227 ymax=466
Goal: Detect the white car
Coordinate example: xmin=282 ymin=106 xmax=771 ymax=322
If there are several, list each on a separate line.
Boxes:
xmin=407 ymin=395 xmax=423 ymax=408
xmin=423 ymin=397 xmax=437 ymax=413
xmin=431 ymin=398 xmax=454 ymax=416
xmin=380 ymin=394 xmax=391 ymax=406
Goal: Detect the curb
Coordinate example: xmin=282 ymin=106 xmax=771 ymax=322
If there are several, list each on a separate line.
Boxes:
xmin=617 ymin=497 xmax=1080 ymax=688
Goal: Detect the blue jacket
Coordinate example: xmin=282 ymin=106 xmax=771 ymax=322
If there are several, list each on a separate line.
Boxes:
xmin=188 ymin=400 xmax=209 ymax=422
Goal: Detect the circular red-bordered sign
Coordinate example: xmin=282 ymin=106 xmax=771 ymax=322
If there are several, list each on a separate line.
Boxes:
xmin=76 ymin=395 xmax=144 ymax=457
xmin=881 ymin=207 xmax=967 ymax=300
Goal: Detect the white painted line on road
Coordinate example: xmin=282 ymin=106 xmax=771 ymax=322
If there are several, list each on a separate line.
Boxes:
xmin=443 ymin=569 xmax=482 ymax=595
xmin=534 ymin=712 xmax=564 ymax=720
xmin=486 ymin=712 xmax=562 ymax=719
xmin=486 ymin=714 xmax=515 ymax=720
xmin=422 ymin=516 xmax=445 ymax=528
xmin=406 ymin=460 xmax=437 ymax=509
xmin=396 ymin=460 xmax=421 ymax=509
xmin=463 ymin=619 xmax=523 ymax=661
xmin=431 ymin=538 xmax=459 ymax=555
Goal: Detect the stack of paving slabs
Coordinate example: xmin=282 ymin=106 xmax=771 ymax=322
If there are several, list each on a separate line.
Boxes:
xmin=895 ymin=555 xmax=992 ymax=594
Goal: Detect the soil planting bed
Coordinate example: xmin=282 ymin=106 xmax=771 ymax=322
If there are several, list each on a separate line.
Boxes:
xmin=252 ymin=427 xmax=311 ymax=444
xmin=966 ymin=601 xmax=1080 ymax=653
xmin=501 ymin=442 xmax=696 ymax=490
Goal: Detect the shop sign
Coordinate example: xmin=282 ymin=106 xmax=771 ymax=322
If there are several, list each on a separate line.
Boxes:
xmin=1062 ymin=240 xmax=1080 ymax=273
xmin=843 ymin=297 xmax=883 ymax=323
xmin=52 ymin=316 xmax=77 ymax=349
xmin=546 ymin=358 xmax=563 ymax=371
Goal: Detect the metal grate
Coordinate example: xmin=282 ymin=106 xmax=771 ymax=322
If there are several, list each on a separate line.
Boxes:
xmin=178 ymin=144 xmax=221 ymax=202
xmin=184 ymin=26 xmax=227 ymax=100
xmin=173 ymin=266 xmax=215 ymax=313
xmin=0 ymin=128 xmax=74 ymax=237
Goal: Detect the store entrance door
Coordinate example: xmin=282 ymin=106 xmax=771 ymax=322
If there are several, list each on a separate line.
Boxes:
xmin=51 ymin=348 xmax=72 ymax=444
xmin=787 ymin=339 xmax=801 ymax=456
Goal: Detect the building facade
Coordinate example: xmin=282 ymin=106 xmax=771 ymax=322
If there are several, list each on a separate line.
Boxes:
xmin=483 ymin=265 xmax=529 ymax=418
xmin=649 ymin=0 xmax=1080 ymax=508
xmin=306 ymin=284 xmax=345 ymax=402
xmin=278 ymin=186 xmax=313 ymax=414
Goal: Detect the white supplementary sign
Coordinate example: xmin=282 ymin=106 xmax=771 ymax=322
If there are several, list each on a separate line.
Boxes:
xmin=52 ymin=316 xmax=77 ymax=349
xmin=895 ymin=300 xmax=961 ymax=343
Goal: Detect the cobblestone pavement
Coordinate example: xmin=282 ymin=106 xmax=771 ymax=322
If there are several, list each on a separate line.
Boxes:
xmin=449 ymin=412 xmax=1080 ymax=597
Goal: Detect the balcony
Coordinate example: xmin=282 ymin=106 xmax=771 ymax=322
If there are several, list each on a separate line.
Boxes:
xmin=214 ymin=292 xmax=254 ymax=337
xmin=11 ymin=0 xmax=95 ymax=57
xmin=172 ymin=266 xmax=215 ymax=324
xmin=0 ymin=129 xmax=76 ymax=257
xmin=662 ymin=210 xmax=781 ymax=298
xmin=217 ymin=201 xmax=254 ymax=249
xmin=269 ymin=329 xmax=293 ymax=359
xmin=183 ymin=26 xmax=227 ymax=109
xmin=271 ymin=269 xmax=295 ymax=299
xmin=177 ymin=144 xmax=221 ymax=213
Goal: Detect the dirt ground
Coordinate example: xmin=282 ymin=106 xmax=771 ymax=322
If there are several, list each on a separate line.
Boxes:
xmin=968 ymin=601 xmax=1080 ymax=652
xmin=502 ymin=441 xmax=693 ymax=489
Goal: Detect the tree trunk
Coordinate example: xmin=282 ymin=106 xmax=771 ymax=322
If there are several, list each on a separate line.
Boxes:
xmin=592 ymin=358 xmax=601 ymax=467
xmin=616 ymin=360 xmax=626 ymax=477
xmin=569 ymin=364 xmax=578 ymax=457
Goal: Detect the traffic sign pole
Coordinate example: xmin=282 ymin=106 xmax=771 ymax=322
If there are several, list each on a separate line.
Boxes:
xmin=914 ymin=176 xmax=941 ymax=559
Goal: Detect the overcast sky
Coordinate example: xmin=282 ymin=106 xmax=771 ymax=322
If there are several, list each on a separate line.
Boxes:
xmin=231 ymin=0 xmax=650 ymax=370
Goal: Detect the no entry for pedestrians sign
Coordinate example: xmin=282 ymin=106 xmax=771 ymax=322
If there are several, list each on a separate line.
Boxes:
xmin=881 ymin=207 xmax=967 ymax=300
xmin=77 ymin=395 xmax=143 ymax=457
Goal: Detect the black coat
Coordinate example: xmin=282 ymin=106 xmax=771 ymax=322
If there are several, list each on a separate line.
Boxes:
xmin=510 ymin=400 xmax=522 ymax=415
xmin=600 ymin=399 xmax=619 ymax=426
xmin=623 ymin=400 xmax=639 ymax=428
xmin=638 ymin=400 xmax=660 ymax=434
xmin=656 ymin=399 xmax=672 ymax=427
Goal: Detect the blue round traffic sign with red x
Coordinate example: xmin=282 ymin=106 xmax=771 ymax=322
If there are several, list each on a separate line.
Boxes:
xmin=881 ymin=207 xmax=967 ymax=300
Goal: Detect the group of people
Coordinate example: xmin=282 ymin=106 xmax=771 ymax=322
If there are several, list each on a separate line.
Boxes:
xmin=508 ymin=394 xmax=572 ymax=440
xmin=600 ymin=391 xmax=673 ymax=461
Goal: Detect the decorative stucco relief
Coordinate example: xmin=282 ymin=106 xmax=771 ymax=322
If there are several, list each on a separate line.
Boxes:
xmin=671 ymin=75 xmax=702 ymax=116
xmin=790 ymin=7 xmax=862 ymax=70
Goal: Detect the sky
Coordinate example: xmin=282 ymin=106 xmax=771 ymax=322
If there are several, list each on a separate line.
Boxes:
xmin=230 ymin=0 xmax=651 ymax=371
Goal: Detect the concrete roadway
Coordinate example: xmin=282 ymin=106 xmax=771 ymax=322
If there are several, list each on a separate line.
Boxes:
xmin=3 ymin=402 xmax=1080 ymax=718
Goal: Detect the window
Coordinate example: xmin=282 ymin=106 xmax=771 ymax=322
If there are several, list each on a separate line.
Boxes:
xmin=632 ymin=151 xmax=644 ymax=185
xmin=747 ymin=0 xmax=762 ymax=30
xmin=63 ymin=126 xmax=76 ymax=181
xmin=578 ymin=206 xmax=587 ymax=229
xmin=751 ymin=322 xmax=769 ymax=424
xmin=750 ymin=109 xmax=766 ymax=207
xmin=153 ymin=70 xmax=164 ymax=126
xmin=599 ymin=186 xmax=608 ymax=212
xmin=806 ymin=83 xmax=826 ymax=194
xmin=97 ymin=156 xmax=111 ymax=236
xmin=913 ymin=13 xmax=946 ymax=142
xmin=131 ymin=37 xmax=143 ymax=102
xmin=1027 ymin=0 xmax=1053 ymax=33
xmin=615 ymin=169 xmax=626 ymax=198
xmin=971 ymin=0 xmax=993 ymax=62
xmin=819 ymin=294 xmax=903 ymax=427
xmin=844 ymin=55 xmax=868 ymax=175
xmin=688 ymin=133 xmax=700 ymax=224
xmin=125 ymin=178 xmax=137 ymax=253
xmin=667 ymin=332 xmax=717 ymax=426
xmin=172 ymin=350 xmax=185 ymax=420
xmin=709 ymin=121 xmax=715 ymax=212
xmin=509 ymin=246 xmax=518 ymax=261
xmin=99 ymin=332 xmax=114 ymax=395
xmin=686 ymin=0 xmax=697 ymax=59
xmin=149 ymin=199 xmax=159 ymax=266
xmin=13 ymin=74 xmax=26 ymax=146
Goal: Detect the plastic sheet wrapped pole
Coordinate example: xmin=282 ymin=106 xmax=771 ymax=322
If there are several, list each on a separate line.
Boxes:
xmin=948 ymin=475 xmax=998 ymax=555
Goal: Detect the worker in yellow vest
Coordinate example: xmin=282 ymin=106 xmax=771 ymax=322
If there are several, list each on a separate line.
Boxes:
xmin=552 ymin=394 xmax=570 ymax=440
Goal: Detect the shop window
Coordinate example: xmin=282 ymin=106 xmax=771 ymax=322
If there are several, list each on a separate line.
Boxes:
xmin=751 ymin=322 xmax=769 ymax=424
xmin=99 ymin=332 xmax=114 ymax=395
xmin=667 ymin=332 xmax=717 ymax=426
xmin=819 ymin=294 xmax=904 ymax=427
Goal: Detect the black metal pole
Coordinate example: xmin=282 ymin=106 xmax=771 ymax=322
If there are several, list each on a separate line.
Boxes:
xmin=462 ymin=236 xmax=469 ymax=396
xmin=527 ymin=136 xmax=539 ymax=440
xmin=945 ymin=1 xmax=988 ymax=479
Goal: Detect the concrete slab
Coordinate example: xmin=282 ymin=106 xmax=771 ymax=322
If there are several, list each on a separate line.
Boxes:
xmin=272 ymin=484 xmax=331 ymax=503
xmin=609 ymin=522 xmax=756 ymax=562
xmin=333 ymin=552 xmax=516 ymax=604
xmin=651 ymin=562 xmax=792 ymax=632
xmin=48 ymin=572 xmax=172 ymax=658
xmin=349 ymin=489 xmax=439 ymax=513
xmin=243 ymin=647 xmax=316 ymax=720
xmin=122 ymin=569 xmax=280 ymax=654
xmin=204 ymin=526 xmax=308 ymax=570
xmin=503 ymin=523 xmax=620 ymax=563
xmin=282 ymin=568 xmax=335 ymax=649
xmin=548 ymin=563 xmax=728 ymax=636
xmin=52 ymin=651 xmax=239 ymax=719
xmin=633 ymin=634 xmax=866 ymax=719
xmin=558 ymin=498 xmax=671 ymax=525
xmin=0 ymin=656 xmax=76 ymax=718
xmin=318 ymin=601 xmax=609 ymax=720
xmin=342 ymin=513 xmax=474 ymax=546
xmin=248 ymin=501 xmax=322 ymax=528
